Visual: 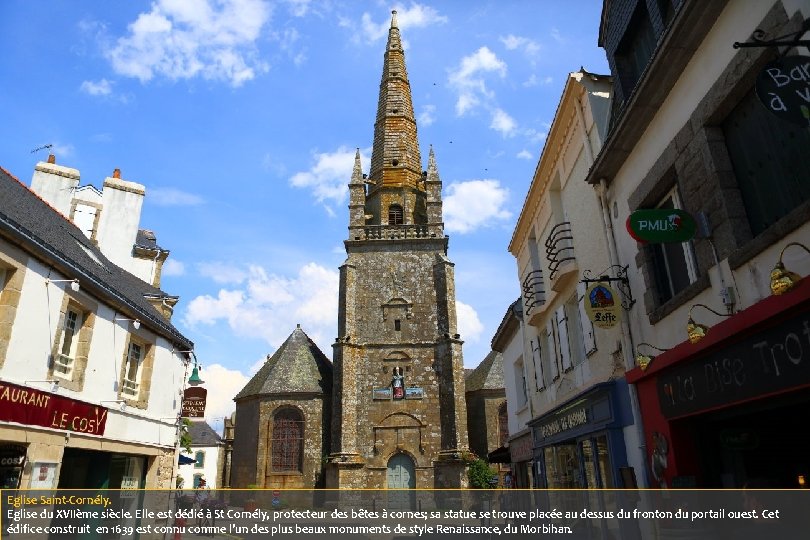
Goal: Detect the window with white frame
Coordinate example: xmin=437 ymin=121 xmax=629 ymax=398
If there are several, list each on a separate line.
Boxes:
xmin=121 ymin=341 xmax=144 ymax=397
xmin=194 ymin=450 xmax=205 ymax=469
xmin=54 ymin=307 xmax=82 ymax=378
xmin=649 ymin=189 xmax=698 ymax=304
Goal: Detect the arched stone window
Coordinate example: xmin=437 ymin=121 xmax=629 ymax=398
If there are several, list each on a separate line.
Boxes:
xmin=271 ymin=407 xmax=304 ymax=473
xmin=388 ymin=204 xmax=404 ymax=225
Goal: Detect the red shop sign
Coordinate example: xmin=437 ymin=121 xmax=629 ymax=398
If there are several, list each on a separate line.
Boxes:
xmin=0 ymin=381 xmax=108 ymax=435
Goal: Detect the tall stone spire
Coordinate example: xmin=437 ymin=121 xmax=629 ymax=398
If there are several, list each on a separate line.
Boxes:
xmin=368 ymin=10 xmax=422 ymax=192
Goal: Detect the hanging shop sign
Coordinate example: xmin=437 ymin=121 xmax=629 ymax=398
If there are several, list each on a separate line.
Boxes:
xmin=584 ymin=283 xmax=622 ymax=329
xmin=626 ymin=209 xmax=697 ymax=243
xmin=181 ymin=387 xmax=207 ymax=418
xmin=755 ymin=55 xmax=810 ymax=126
xmin=0 ymin=381 xmax=108 ymax=435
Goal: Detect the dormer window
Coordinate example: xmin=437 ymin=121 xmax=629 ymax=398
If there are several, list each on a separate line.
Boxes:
xmin=388 ymin=205 xmax=404 ymax=225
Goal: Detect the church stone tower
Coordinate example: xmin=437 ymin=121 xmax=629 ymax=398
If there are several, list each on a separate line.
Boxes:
xmin=326 ymin=11 xmax=469 ymax=489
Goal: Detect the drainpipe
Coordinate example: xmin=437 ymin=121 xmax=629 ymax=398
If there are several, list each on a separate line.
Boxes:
xmin=596 ymin=178 xmax=650 ymax=489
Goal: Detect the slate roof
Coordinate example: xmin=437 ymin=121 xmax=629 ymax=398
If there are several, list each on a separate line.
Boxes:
xmin=188 ymin=421 xmax=222 ymax=447
xmin=465 ymin=350 xmax=504 ymax=393
xmin=0 ymin=166 xmax=192 ymax=349
xmin=235 ymin=326 xmax=332 ymax=400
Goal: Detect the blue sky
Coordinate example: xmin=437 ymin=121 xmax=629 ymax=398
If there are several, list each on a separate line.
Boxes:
xmin=0 ymin=0 xmax=608 ymax=430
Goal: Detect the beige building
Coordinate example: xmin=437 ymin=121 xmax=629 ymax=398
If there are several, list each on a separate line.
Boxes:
xmin=507 ymin=69 xmax=645 ymax=489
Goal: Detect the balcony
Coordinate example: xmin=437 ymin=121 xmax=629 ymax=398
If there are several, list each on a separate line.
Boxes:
xmin=545 ymin=221 xmax=578 ymax=292
xmin=351 ymin=224 xmax=439 ymax=241
xmin=522 ymin=269 xmax=546 ymax=325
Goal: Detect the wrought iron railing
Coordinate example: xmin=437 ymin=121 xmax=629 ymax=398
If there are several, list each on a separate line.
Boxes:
xmin=545 ymin=221 xmax=575 ymax=280
xmin=522 ymin=269 xmax=546 ymax=316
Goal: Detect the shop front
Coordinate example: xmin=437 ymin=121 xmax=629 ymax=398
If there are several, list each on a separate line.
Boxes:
xmin=0 ymin=380 xmax=164 ymax=489
xmin=627 ymin=278 xmax=810 ymax=488
xmin=529 ymin=380 xmax=634 ymax=488
xmin=507 ymin=430 xmax=533 ymax=488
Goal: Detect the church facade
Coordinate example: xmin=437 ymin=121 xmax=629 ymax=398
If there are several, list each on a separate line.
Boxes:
xmin=326 ymin=10 xmax=469 ymax=489
xmin=231 ymin=11 xmax=470 ymax=489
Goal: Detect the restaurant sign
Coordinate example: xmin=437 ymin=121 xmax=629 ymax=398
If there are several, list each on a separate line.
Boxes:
xmin=626 ymin=209 xmax=696 ymax=243
xmin=755 ymin=55 xmax=810 ymax=126
xmin=181 ymin=387 xmax=207 ymax=418
xmin=657 ymin=312 xmax=810 ymax=418
xmin=0 ymin=381 xmax=108 ymax=435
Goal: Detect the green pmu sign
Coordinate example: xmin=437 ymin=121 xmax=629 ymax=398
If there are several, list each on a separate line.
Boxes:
xmin=626 ymin=209 xmax=697 ymax=243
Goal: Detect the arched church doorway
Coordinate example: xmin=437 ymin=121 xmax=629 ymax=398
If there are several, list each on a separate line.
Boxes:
xmin=386 ymin=453 xmax=415 ymax=488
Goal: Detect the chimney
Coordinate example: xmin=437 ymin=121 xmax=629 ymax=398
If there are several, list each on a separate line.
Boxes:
xmin=30 ymin=155 xmax=80 ymax=218
xmin=95 ymin=168 xmax=146 ymax=272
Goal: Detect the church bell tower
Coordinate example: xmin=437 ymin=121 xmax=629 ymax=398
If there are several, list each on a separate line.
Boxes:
xmin=326 ymin=10 xmax=469 ymax=488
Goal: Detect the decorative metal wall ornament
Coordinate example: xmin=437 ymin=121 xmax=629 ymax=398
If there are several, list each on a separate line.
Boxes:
xmin=580 ymin=265 xmax=635 ymax=310
xmin=732 ymin=19 xmax=810 ymax=54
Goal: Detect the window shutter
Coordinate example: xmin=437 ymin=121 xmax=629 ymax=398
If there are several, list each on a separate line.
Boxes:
xmin=546 ymin=320 xmax=559 ymax=380
xmin=532 ymin=339 xmax=545 ymax=389
xmin=556 ymin=306 xmax=572 ymax=371
xmin=577 ymin=282 xmax=597 ymax=355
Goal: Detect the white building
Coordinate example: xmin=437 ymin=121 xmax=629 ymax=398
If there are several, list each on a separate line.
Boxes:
xmin=506 ymin=69 xmax=647 ymax=489
xmin=177 ymin=421 xmax=224 ymax=489
xmin=0 ymin=156 xmax=192 ymax=490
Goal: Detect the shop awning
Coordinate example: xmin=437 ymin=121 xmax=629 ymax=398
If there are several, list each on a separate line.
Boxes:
xmin=488 ymin=446 xmax=511 ymax=464
xmin=178 ymin=454 xmax=195 ymax=465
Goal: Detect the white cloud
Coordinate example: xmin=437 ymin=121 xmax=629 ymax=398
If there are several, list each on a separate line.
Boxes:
xmin=443 ymin=179 xmax=512 ymax=234
xmin=499 ymin=34 xmax=540 ymax=57
xmin=418 ymin=104 xmax=436 ymax=126
xmin=516 ymin=149 xmax=533 ymax=160
xmin=522 ymin=74 xmax=553 ymax=88
xmin=162 ymin=259 xmax=186 ymax=276
xmin=51 ymin=143 xmax=75 ymax=158
xmin=359 ymin=3 xmax=447 ymax=44
xmin=448 ymin=46 xmax=507 ymax=116
xmin=490 ymin=108 xmax=517 ymax=137
xmin=80 ymin=78 xmax=113 ymax=96
xmin=148 ymin=187 xmax=204 ymax=206
xmin=551 ymin=27 xmax=564 ymax=44
xmin=289 ymin=146 xmax=370 ymax=210
xmin=183 ymin=262 xmax=339 ymax=354
xmin=284 ymin=0 xmax=311 ymax=17
xmin=456 ymin=301 xmax=483 ymax=342
xmin=198 ymin=363 xmax=249 ymax=423
xmin=106 ymin=0 xmax=271 ymax=87
xmin=197 ymin=261 xmax=249 ymax=284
